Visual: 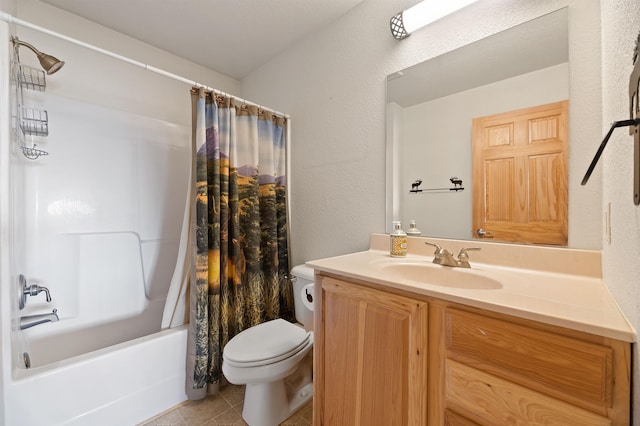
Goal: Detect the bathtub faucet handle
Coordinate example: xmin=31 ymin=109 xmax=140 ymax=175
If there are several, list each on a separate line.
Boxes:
xmin=20 ymin=275 xmax=52 ymax=308
xmin=26 ymin=284 xmax=51 ymax=302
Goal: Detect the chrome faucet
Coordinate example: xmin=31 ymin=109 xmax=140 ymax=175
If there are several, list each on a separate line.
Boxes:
xmin=19 ymin=274 xmax=52 ymax=309
xmin=425 ymin=242 xmax=480 ymax=268
xmin=20 ymin=309 xmax=59 ymax=330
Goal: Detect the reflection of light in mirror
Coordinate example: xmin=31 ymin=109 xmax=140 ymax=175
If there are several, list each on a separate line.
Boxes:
xmin=403 ymin=0 xmax=479 ymax=34
xmin=48 ymin=198 xmax=95 ymax=217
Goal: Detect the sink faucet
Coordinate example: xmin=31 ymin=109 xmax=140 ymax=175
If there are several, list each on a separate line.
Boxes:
xmin=20 ymin=309 xmax=59 ymax=330
xmin=425 ymin=242 xmax=480 ymax=268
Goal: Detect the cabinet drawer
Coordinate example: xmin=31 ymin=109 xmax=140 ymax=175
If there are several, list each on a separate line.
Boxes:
xmin=445 ymin=308 xmax=613 ymax=415
xmin=446 ymin=361 xmax=611 ymax=425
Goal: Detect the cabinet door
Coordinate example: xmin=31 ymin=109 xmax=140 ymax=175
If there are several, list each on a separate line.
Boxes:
xmin=315 ymin=276 xmax=428 ymax=426
xmin=440 ymin=306 xmax=630 ymax=425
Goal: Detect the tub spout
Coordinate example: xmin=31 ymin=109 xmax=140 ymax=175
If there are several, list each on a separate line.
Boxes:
xmin=20 ymin=309 xmax=59 ymax=330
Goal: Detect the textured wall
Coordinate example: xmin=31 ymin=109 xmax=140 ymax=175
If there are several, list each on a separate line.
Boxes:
xmin=601 ymin=0 xmax=640 ymax=421
xmin=241 ymin=0 xmax=602 ymax=266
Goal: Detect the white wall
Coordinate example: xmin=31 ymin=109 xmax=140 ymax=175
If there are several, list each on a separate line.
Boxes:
xmin=386 ymin=101 xmax=403 ymax=227
xmin=0 ymin=0 xmax=14 ymax=15
xmin=240 ymin=0 xmax=602 ymax=266
xmin=601 ymin=0 xmax=640 ymax=422
xmin=399 ymin=63 xmax=569 ymax=239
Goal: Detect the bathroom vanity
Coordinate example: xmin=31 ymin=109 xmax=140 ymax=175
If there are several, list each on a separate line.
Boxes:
xmin=308 ymin=234 xmax=633 ymax=425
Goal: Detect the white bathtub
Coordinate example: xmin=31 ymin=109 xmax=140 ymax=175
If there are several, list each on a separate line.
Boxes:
xmin=6 ymin=326 xmax=188 ymax=426
xmin=8 ymin=233 xmax=188 ymax=425
xmin=3 ymin=232 xmax=189 ymax=425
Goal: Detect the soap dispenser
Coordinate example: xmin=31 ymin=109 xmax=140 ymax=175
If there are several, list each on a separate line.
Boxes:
xmin=390 ymin=221 xmax=408 ymax=257
xmin=407 ymin=220 xmax=421 ymax=236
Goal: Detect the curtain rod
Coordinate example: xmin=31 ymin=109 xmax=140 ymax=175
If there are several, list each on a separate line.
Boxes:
xmin=0 ymin=11 xmax=290 ymax=118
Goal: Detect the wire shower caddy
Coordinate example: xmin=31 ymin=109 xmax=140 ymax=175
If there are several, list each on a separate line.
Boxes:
xmin=11 ymin=40 xmax=50 ymax=160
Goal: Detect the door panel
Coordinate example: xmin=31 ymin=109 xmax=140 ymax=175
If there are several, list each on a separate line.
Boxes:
xmin=472 ymin=101 xmax=568 ymax=245
xmin=484 ymin=158 xmax=513 ymax=222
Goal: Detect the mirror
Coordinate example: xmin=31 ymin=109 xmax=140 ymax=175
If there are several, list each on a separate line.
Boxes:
xmin=386 ymin=8 xmax=571 ymax=245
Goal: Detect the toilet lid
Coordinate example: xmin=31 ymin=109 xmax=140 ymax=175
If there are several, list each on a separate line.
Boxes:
xmin=223 ymin=319 xmax=310 ymax=365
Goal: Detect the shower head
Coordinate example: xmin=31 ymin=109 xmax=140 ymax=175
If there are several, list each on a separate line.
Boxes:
xmin=12 ymin=38 xmax=64 ymax=75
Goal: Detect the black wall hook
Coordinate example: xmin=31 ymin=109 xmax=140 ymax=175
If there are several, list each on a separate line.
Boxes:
xmin=581 ymin=119 xmax=640 ymax=185
xmin=582 ymin=31 xmax=640 ymax=205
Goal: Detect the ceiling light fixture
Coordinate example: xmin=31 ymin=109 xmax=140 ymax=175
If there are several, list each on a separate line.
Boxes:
xmin=390 ymin=0 xmax=479 ymax=40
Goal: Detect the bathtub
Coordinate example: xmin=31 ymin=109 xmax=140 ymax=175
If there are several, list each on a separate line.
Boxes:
xmin=3 ymin=211 xmax=191 ymax=426
xmin=5 ymin=232 xmax=188 ymax=426
xmin=6 ymin=326 xmax=188 ymax=425
xmin=2 ymin=163 xmax=190 ymax=424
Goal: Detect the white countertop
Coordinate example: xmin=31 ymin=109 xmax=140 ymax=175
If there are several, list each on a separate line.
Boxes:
xmin=307 ymin=235 xmax=635 ymax=342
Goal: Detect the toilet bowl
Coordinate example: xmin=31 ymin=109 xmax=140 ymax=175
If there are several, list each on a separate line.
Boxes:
xmin=221 ymin=265 xmax=315 ymax=426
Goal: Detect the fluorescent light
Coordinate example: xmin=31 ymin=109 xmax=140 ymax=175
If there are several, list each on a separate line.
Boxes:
xmin=390 ymin=0 xmax=479 ymax=40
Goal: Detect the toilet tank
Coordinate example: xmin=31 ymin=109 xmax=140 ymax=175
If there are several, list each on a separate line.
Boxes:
xmin=291 ymin=264 xmax=314 ymax=331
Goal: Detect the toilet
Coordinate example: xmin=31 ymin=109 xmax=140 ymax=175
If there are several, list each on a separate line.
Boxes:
xmin=222 ymin=264 xmax=315 ymax=426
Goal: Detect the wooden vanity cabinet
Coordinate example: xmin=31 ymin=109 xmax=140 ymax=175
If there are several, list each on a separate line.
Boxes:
xmin=313 ymin=275 xmax=428 ymax=425
xmin=314 ymin=273 xmax=631 ymax=426
xmin=432 ymin=303 xmax=631 ymax=426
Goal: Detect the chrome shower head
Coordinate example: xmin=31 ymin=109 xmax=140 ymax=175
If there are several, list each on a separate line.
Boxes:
xmin=12 ymin=38 xmax=65 ymax=75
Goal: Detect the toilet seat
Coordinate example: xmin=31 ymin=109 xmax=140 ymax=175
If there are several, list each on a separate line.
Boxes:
xmin=223 ymin=319 xmax=311 ymax=367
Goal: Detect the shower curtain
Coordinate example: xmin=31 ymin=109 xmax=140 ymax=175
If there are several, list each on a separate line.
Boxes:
xmin=186 ymin=87 xmax=294 ymax=399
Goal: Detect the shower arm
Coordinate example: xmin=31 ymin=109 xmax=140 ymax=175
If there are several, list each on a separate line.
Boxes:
xmin=14 ymin=39 xmax=38 ymax=55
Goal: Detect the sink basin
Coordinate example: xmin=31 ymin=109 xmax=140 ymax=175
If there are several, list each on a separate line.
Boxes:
xmin=379 ymin=262 xmax=503 ymax=290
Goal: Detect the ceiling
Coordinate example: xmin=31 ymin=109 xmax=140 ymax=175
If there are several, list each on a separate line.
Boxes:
xmin=40 ymin=0 xmax=363 ymax=80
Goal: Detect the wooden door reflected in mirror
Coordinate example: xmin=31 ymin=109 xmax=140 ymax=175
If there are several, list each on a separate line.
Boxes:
xmin=472 ymin=101 xmax=568 ymax=245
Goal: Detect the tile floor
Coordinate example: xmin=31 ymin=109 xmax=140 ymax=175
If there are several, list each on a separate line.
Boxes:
xmin=140 ymin=384 xmax=312 ymax=426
